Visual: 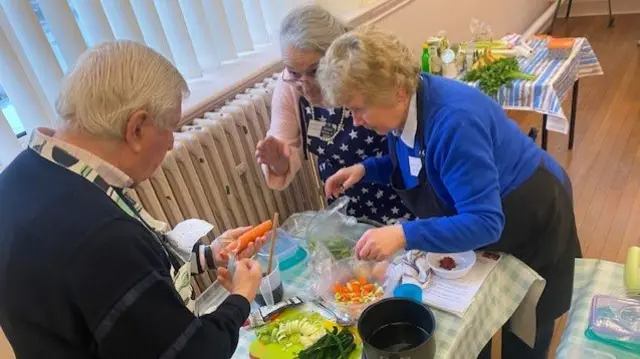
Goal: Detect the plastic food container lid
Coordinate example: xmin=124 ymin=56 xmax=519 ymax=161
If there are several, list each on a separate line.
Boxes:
xmin=259 ymin=229 xmax=307 ymax=271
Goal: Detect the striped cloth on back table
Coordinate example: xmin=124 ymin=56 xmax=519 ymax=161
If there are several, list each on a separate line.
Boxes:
xmin=461 ymin=34 xmax=603 ymax=134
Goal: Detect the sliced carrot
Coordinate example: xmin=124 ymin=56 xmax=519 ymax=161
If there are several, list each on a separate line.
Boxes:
xmin=333 ymin=284 xmax=349 ymax=294
xmin=350 ymin=283 xmax=361 ymax=293
xmin=362 ymin=285 xmax=374 ymax=294
xmin=334 ymin=278 xmax=383 ymax=304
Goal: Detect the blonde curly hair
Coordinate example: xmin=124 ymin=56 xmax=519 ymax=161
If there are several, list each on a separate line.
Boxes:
xmin=316 ymin=25 xmax=420 ymax=107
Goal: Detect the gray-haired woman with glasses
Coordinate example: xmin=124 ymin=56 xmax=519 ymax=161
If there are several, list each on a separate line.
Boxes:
xmin=255 ymin=5 xmax=412 ymax=224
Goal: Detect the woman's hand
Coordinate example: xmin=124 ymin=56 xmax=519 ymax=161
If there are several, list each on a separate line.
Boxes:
xmin=256 ymin=136 xmax=291 ymax=176
xmin=355 ymin=225 xmax=406 ymax=261
xmin=212 ymin=227 xmax=267 ymax=267
xmin=324 ymin=164 xmax=366 ymax=198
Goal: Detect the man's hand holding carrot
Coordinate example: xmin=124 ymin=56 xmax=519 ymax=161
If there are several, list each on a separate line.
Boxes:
xmin=212 ymin=223 xmax=272 ymax=296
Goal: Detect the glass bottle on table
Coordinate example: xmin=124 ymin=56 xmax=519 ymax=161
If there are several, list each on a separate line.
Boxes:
xmin=421 ymin=43 xmax=431 ymax=73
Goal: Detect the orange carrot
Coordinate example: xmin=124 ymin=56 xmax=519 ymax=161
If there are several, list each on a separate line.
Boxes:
xmin=234 ymin=220 xmax=273 ymax=253
xmin=350 ymin=283 xmax=361 ymax=293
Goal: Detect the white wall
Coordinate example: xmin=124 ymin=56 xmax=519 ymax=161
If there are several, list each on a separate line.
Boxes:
xmin=372 ymin=0 xmax=551 ymax=56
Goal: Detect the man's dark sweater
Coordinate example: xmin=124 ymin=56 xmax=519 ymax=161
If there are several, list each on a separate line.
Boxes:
xmin=0 ymin=149 xmax=250 ymax=359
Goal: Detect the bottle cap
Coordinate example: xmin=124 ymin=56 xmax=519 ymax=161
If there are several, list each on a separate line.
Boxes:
xmin=393 ymin=283 xmax=423 ymax=302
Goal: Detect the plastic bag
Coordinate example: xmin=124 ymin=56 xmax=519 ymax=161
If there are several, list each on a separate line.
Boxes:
xmin=281 ymin=211 xmax=316 ymax=238
xmin=316 ymin=257 xmax=399 ymax=318
xmin=470 ymin=18 xmax=493 ymax=41
xmin=304 ymin=197 xmax=375 ymax=276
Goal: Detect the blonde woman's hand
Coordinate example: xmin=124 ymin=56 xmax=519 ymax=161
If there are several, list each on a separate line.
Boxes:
xmin=256 ymin=136 xmax=291 ymax=175
xmin=355 ymin=225 xmax=406 ymax=261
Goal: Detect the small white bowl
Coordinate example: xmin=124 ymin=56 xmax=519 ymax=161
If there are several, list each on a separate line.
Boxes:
xmin=426 ymin=251 xmax=477 ymax=280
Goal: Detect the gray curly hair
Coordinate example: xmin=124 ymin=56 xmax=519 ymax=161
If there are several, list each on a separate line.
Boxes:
xmin=279 ymin=5 xmax=350 ymax=54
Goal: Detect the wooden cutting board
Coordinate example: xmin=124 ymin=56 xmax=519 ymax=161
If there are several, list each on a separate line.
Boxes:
xmin=248 ymin=309 xmax=363 ymax=359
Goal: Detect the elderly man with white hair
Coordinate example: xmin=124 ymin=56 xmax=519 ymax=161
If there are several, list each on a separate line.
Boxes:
xmin=0 ymin=41 xmax=265 ymax=359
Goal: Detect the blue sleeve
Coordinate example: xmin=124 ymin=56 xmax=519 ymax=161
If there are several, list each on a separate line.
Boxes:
xmin=402 ymin=111 xmax=505 ymax=253
xmin=362 ymin=155 xmax=393 ymax=185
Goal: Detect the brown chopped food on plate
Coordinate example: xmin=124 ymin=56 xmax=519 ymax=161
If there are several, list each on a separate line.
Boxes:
xmin=482 ymin=252 xmax=501 ymax=261
xmin=438 ymin=256 xmax=457 ymax=270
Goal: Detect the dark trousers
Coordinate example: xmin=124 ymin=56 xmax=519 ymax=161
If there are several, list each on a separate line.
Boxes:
xmin=477 ymin=317 xmax=556 ymax=359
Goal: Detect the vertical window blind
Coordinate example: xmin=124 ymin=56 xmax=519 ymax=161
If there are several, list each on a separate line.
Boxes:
xmin=0 ymin=0 xmax=379 ymax=170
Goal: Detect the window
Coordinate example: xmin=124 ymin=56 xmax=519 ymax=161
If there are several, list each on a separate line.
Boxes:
xmin=0 ymin=93 xmax=24 ymax=136
xmin=0 ymin=0 xmax=76 ymax=138
xmin=0 ymin=0 xmax=400 ymax=167
xmin=30 ymin=0 xmax=70 ymax=72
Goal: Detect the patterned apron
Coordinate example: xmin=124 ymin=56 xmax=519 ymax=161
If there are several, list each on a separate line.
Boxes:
xmin=297 ymin=96 xmax=415 ymax=225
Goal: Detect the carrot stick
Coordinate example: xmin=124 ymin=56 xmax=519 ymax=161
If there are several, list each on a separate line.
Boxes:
xmin=235 ymin=219 xmax=273 ymax=253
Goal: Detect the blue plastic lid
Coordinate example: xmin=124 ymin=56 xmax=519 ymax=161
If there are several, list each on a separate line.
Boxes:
xmin=393 ymin=283 xmax=423 ymax=302
xmin=259 ymin=229 xmax=307 ymax=270
xmin=280 ymin=247 xmax=308 ymax=271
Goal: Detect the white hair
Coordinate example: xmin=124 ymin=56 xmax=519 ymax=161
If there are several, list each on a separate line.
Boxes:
xmin=279 ymin=5 xmax=350 ymax=54
xmin=55 ymin=40 xmax=189 ymax=139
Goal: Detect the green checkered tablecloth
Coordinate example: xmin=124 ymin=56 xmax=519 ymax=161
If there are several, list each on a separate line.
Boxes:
xmin=556 ymin=259 xmax=640 ymax=359
xmin=230 ymin=254 xmax=544 ymax=359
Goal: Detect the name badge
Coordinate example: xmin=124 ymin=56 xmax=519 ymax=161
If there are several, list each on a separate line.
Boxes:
xmin=307 ymin=119 xmax=338 ymax=139
xmin=409 ymin=156 xmax=422 ymax=177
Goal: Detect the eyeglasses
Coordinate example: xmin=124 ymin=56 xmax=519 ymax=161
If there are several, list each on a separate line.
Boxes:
xmin=282 ymin=67 xmax=317 ymax=83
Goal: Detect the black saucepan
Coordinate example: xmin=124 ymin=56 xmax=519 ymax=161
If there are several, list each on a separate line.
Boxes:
xmin=358 ymin=298 xmax=436 ymax=359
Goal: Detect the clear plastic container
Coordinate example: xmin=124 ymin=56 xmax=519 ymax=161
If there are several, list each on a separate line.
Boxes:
xmin=259 ymin=229 xmax=295 ymax=259
xmin=565 ymin=347 xmax=616 ymax=358
xmin=258 ymin=229 xmax=308 ymax=280
xmin=316 ymin=257 xmax=397 ymax=319
xmin=587 ymin=295 xmax=640 ymax=353
xmin=255 ymin=254 xmax=283 ymax=307
xmin=280 ymin=248 xmax=308 ymax=283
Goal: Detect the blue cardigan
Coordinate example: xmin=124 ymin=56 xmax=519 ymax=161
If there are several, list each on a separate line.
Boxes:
xmin=363 ymin=75 xmax=564 ymax=253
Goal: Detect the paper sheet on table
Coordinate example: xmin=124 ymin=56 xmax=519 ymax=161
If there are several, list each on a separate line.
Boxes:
xmin=402 ymin=251 xmax=501 ymax=317
xmin=424 ymin=252 xmax=501 ymax=317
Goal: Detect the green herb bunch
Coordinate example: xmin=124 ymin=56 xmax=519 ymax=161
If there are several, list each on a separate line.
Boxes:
xmin=463 ymin=57 xmax=536 ymax=98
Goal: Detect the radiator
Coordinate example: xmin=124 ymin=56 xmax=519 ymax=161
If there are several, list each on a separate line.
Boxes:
xmin=131 ymin=74 xmax=325 ymax=294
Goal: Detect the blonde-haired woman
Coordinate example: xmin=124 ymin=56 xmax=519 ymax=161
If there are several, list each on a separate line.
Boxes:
xmin=318 ymin=26 xmax=581 ymax=359
xmin=255 ymin=5 xmax=412 ymax=225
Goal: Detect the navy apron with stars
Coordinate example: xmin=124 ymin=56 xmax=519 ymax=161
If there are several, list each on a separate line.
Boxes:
xmin=298 ymin=97 xmax=414 ymax=225
xmin=389 ymin=78 xmax=582 ymax=324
